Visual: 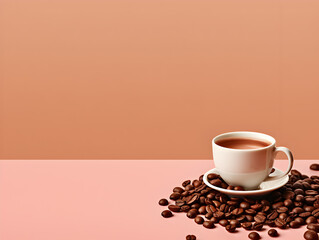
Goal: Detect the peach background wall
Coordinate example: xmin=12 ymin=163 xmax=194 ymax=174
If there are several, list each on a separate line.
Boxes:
xmin=0 ymin=0 xmax=319 ymax=159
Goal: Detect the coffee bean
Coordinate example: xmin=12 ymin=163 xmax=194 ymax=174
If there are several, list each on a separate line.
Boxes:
xmin=182 ymin=180 xmax=191 ymax=187
xmin=236 ymin=215 xmax=246 ymax=222
xmin=290 ymin=220 xmax=301 ymax=228
xmin=254 ymin=214 xmax=266 ymax=223
xmin=227 ymin=185 xmax=234 ymax=190
xmin=293 ymin=207 xmax=304 ymax=214
xmin=176 ymin=200 xmax=185 ymax=207
xmin=173 ymin=187 xmax=184 ymax=194
xmin=246 ymin=214 xmax=254 ymax=222
xmin=187 ymin=209 xmax=198 ymax=219
xmin=304 ymin=230 xmax=319 ymax=240
xmin=205 ymin=212 xmax=213 ymax=219
xmin=185 ymin=185 xmax=195 ymax=191
xmin=225 ymin=224 xmax=236 ymax=232
xmin=209 ymin=179 xmax=222 ymax=187
xmin=198 ymin=206 xmax=207 ymax=214
xmin=170 ymin=192 xmax=181 ymax=200
xmin=272 ymin=202 xmax=284 ymax=209
xmin=245 ymin=209 xmax=257 ymax=215
xmin=232 ymin=208 xmax=244 ymax=216
xmin=159 ymin=198 xmax=169 ymax=206
xmin=192 ymin=180 xmax=201 ymax=188
xmin=210 ymin=216 xmax=219 ymax=223
xmin=278 ymin=213 xmax=288 ymax=220
xmin=295 ymin=188 xmax=305 ymax=195
xmin=300 ymin=212 xmax=312 ymax=218
xmin=186 ymin=235 xmax=196 ymax=240
xmin=267 ymin=210 xmax=279 ymax=220
xmin=291 ymin=169 xmax=302 ymax=176
xmin=284 ymin=199 xmax=293 ymax=207
xmin=241 ymin=222 xmax=252 ymax=230
xmin=203 ymin=220 xmax=215 ymax=229
xmin=313 ymin=209 xmax=319 ymax=217
xmin=308 ymin=224 xmax=319 ymax=233
xmin=310 ymin=164 xmax=319 ymax=171
xmin=267 ymin=228 xmax=278 ymax=237
xmin=305 ymin=206 xmax=315 ymax=212
xmin=277 ymin=206 xmax=288 ymax=213
xmin=161 ymin=210 xmax=173 ymax=218
xmin=283 ymin=191 xmax=295 ymax=199
xmin=295 ymin=217 xmax=306 ymax=225
xmin=306 ymin=190 xmax=319 ymax=196
xmin=307 ymin=216 xmax=318 ymax=224
xmin=248 ymin=232 xmax=260 ymax=240
xmin=213 ymin=211 xmax=225 ymax=220
xmin=275 ymin=218 xmax=287 ymax=228
xmin=227 ymin=200 xmax=238 ymax=206
xmin=240 ymin=202 xmax=250 ymax=209
xmin=194 ymin=216 xmax=204 ymax=224
xmin=229 ymin=219 xmax=240 ymax=227
xmin=206 ymin=204 xmax=216 ymax=213
xmin=191 ymin=203 xmax=200 ymax=209
xmin=168 ymin=205 xmax=181 ymax=212
xmin=212 ymin=200 xmax=221 ymax=208
xmin=181 ymin=205 xmax=191 ymax=212
xmin=252 ymin=222 xmax=263 ymax=231
xmin=207 ymin=173 xmax=219 ymax=180
xmin=219 ymin=219 xmax=229 ymax=227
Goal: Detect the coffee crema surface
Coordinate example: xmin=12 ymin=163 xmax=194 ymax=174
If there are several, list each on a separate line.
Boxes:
xmin=215 ymin=138 xmax=271 ymax=150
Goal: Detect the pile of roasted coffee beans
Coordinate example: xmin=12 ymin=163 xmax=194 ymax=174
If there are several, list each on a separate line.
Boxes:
xmin=159 ymin=165 xmax=319 ymax=240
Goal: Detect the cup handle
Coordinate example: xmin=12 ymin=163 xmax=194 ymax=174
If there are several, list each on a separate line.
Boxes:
xmin=264 ymin=147 xmax=294 ymax=182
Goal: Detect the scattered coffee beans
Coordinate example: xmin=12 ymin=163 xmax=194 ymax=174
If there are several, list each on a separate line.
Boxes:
xmin=268 ymin=228 xmax=279 ymax=237
xmin=158 ymin=198 xmax=169 ymax=206
xmin=161 ymin=210 xmax=173 ymax=218
xmin=248 ymin=231 xmax=260 ymax=240
xmin=160 ymin=164 xmax=319 ymax=239
xmin=304 ymin=230 xmax=319 ymax=240
xmin=186 ymin=234 xmax=196 ymax=240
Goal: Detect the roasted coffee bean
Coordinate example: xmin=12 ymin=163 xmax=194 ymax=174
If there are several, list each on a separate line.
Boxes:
xmin=219 ymin=219 xmax=229 ymax=227
xmin=290 ymin=220 xmax=301 ymax=228
xmin=295 ymin=217 xmax=306 ymax=225
xmin=268 ymin=228 xmax=279 ymax=237
xmin=173 ymin=187 xmax=184 ymax=193
xmin=248 ymin=232 xmax=260 ymax=240
xmin=267 ymin=210 xmax=279 ymax=220
xmin=187 ymin=209 xmax=198 ymax=219
xmin=206 ymin=193 xmax=215 ymax=199
xmin=229 ymin=219 xmax=240 ymax=227
xmin=206 ymin=205 xmax=216 ymax=213
xmin=300 ymin=212 xmax=312 ymax=218
xmin=313 ymin=209 xmax=319 ymax=217
xmin=310 ymin=164 xmax=319 ymax=171
xmin=306 ymin=190 xmax=319 ymax=196
xmin=277 ymin=206 xmax=288 ymax=213
xmin=293 ymin=182 xmax=304 ymax=189
xmin=185 ymin=185 xmax=195 ymax=191
xmin=191 ymin=203 xmax=200 ymax=209
xmin=227 ymin=200 xmax=238 ymax=206
xmin=254 ymin=214 xmax=266 ymax=223
xmin=182 ymin=180 xmax=191 ymax=187
xmin=199 ymin=175 xmax=204 ymax=181
xmin=304 ymin=230 xmax=319 ymax=240
xmin=295 ymin=201 xmax=304 ymax=207
xmin=240 ymin=202 xmax=250 ymax=209
xmin=305 ymin=206 xmax=316 ymax=212
xmin=192 ymin=180 xmax=201 ymax=188
xmin=159 ymin=198 xmax=169 ymax=206
xmin=296 ymin=194 xmax=305 ymax=202
xmin=293 ymin=207 xmax=304 ymax=214
xmin=219 ymin=203 xmax=227 ymax=212
xmin=283 ymin=191 xmax=295 ymax=199
xmin=227 ymin=186 xmax=234 ymax=190
xmin=203 ymin=220 xmax=215 ymax=229
xmin=181 ymin=205 xmax=191 ymax=212
xmin=308 ymin=224 xmax=319 ymax=232
xmin=252 ymin=222 xmax=263 ymax=231
xmin=266 ymin=220 xmax=276 ymax=227
xmin=194 ymin=216 xmax=204 ymax=224
xmin=291 ymin=169 xmax=302 ymax=176
xmin=170 ymin=192 xmax=181 ymax=200
xmin=207 ymin=173 xmax=219 ymax=180
xmin=234 ymin=186 xmax=244 ymax=191
xmin=161 ymin=210 xmax=173 ymax=218
xmin=284 ymin=199 xmax=293 ymax=207
xmin=251 ymin=204 xmax=263 ymax=211
xmin=307 ymin=216 xmax=318 ymax=224
xmin=312 ymin=185 xmax=319 ymax=190
xmin=241 ymin=221 xmax=252 ymax=230
xmin=212 ymin=200 xmax=221 ymax=208
xmin=186 ymin=234 xmax=196 ymax=240
xmin=210 ymin=216 xmax=219 ymax=223
xmin=275 ymin=218 xmax=287 ymax=228
xmin=221 ymin=183 xmax=228 ymax=189
xmin=232 ymin=208 xmax=244 ymax=216
xmin=225 ymin=224 xmax=236 ymax=232
xmin=198 ymin=206 xmax=207 ymax=214
xmin=246 ymin=215 xmax=254 ymax=222
xmin=245 ymin=209 xmax=256 ymax=215
xmin=209 ymin=179 xmax=222 ymax=187
xmin=168 ymin=205 xmax=181 ymax=212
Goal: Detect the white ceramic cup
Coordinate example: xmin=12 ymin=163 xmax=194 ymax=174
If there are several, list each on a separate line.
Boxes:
xmin=213 ymin=131 xmax=294 ymax=190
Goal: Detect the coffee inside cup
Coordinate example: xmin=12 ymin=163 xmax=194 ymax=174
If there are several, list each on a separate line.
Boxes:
xmin=215 ymin=137 xmax=271 ymax=150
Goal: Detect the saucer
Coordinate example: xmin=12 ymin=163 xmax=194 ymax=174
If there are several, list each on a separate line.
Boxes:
xmin=203 ymin=167 xmax=289 ymax=197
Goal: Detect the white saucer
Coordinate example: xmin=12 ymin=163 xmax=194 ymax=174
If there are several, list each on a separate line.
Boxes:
xmin=203 ymin=167 xmax=289 ymax=197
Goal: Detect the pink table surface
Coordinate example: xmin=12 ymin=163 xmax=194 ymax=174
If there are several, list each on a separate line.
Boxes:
xmin=0 ymin=159 xmax=318 ymax=240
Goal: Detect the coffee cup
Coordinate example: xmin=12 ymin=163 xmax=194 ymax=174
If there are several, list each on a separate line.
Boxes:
xmin=212 ymin=131 xmax=294 ymax=190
